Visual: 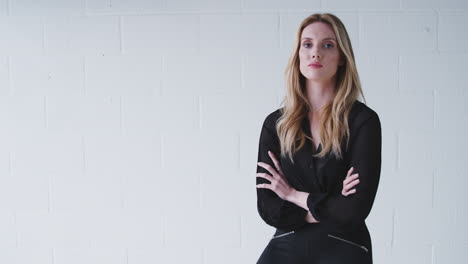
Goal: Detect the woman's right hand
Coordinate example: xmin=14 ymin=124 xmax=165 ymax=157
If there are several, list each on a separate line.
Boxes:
xmin=306 ymin=167 xmax=360 ymax=223
xmin=342 ymin=167 xmax=360 ymax=196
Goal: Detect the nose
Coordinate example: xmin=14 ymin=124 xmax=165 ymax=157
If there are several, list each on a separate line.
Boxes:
xmin=311 ymin=49 xmax=321 ymax=59
xmin=311 ymin=49 xmax=321 ymax=60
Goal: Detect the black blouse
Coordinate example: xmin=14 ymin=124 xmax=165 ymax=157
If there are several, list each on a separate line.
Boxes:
xmin=256 ymin=100 xmax=382 ymax=232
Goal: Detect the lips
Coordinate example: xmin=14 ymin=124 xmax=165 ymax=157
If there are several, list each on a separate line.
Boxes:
xmin=308 ymin=62 xmax=323 ymax=68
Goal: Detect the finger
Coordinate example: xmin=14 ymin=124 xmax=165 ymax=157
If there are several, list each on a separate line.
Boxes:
xmin=342 ymin=189 xmax=356 ymax=196
xmin=268 ymin=151 xmax=284 ymax=175
xmin=346 ymin=178 xmax=360 ymax=189
xmin=256 ymin=172 xmax=275 ymax=183
xmin=256 ymin=183 xmax=272 ymax=190
xmin=343 ymin=180 xmax=359 ymax=193
xmin=268 ymin=152 xmax=286 ymax=179
xmin=346 ymin=166 xmax=354 ymax=178
xmin=342 ymin=181 xmax=353 ymax=193
xmin=343 ymin=173 xmax=359 ymax=185
xmin=257 ymin=162 xmax=279 ymax=178
xmin=341 ymin=189 xmax=348 ymax=196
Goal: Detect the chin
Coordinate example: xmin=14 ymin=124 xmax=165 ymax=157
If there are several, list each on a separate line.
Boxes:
xmin=303 ymin=75 xmax=326 ymax=81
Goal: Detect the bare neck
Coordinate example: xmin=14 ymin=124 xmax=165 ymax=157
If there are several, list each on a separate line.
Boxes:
xmin=305 ymin=78 xmax=336 ymax=113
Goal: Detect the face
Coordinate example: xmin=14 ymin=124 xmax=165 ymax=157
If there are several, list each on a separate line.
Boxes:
xmin=298 ymin=22 xmax=343 ymax=83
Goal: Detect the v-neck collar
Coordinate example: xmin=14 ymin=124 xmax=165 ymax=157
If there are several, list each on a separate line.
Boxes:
xmin=298 ymin=114 xmax=331 ymax=190
xmin=302 ymin=115 xmax=322 ymax=154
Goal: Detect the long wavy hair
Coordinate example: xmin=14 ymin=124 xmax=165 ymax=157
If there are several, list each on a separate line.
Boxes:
xmin=277 ymin=13 xmax=366 ymax=163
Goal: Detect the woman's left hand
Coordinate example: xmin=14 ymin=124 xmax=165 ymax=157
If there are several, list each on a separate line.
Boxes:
xmin=256 ymin=150 xmax=295 ymax=201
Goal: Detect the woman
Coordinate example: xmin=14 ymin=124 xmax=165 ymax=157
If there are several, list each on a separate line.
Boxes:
xmin=255 ymin=13 xmax=381 ymax=264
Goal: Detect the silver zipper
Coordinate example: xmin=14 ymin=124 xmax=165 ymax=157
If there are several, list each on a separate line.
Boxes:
xmin=327 ymin=234 xmax=369 ymax=253
xmin=271 ymin=230 xmax=295 ymax=239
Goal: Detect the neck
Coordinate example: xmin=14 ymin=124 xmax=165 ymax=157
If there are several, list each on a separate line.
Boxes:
xmin=305 ymin=78 xmax=336 ymax=113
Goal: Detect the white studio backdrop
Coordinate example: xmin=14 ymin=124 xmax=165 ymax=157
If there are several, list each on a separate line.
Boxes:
xmin=0 ymin=0 xmax=468 ymax=263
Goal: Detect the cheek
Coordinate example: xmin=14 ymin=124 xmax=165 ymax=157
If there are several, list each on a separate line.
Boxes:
xmin=298 ymin=49 xmax=305 ymax=59
xmin=327 ymin=51 xmax=341 ymax=64
xmin=298 ymin=49 xmax=308 ymax=67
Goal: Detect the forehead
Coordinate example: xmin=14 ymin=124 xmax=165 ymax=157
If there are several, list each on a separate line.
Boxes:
xmin=301 ymin=22 xmax=336 ymax=40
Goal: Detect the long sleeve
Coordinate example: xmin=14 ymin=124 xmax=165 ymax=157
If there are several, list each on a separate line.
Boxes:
xmin=306 ymin=113 xmax=382 ymax=229
xmin=256 ymin=114 xmax=309 ymax=231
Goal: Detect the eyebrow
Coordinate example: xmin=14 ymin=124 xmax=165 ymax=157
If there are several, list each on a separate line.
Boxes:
xmin=301 ymin=37 xmax=336 ymax=41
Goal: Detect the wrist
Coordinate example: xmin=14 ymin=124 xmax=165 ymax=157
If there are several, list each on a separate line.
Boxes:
xmin=286 ymin=189 xmax=298 ymax=203
xmin=287 ymin=189 xmax=309 ymax=211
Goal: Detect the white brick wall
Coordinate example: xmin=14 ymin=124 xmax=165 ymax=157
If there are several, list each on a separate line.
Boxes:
xmin=0 ymin=1 xmax=467 ymax=263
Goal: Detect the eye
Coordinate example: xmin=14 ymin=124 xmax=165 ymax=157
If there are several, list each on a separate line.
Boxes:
xmin=303 ymin=42 xmax=311 ymax=48
xmin=324 ymin=43 xmax=334 ymax=48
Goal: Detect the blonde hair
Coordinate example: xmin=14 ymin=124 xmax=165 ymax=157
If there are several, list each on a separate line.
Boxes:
xmin=277 ymin=13 xmax=366 ymax=163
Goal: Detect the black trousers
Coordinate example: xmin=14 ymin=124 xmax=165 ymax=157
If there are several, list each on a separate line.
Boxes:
xmin=257 ymin=223 xmax=373 ymax=264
